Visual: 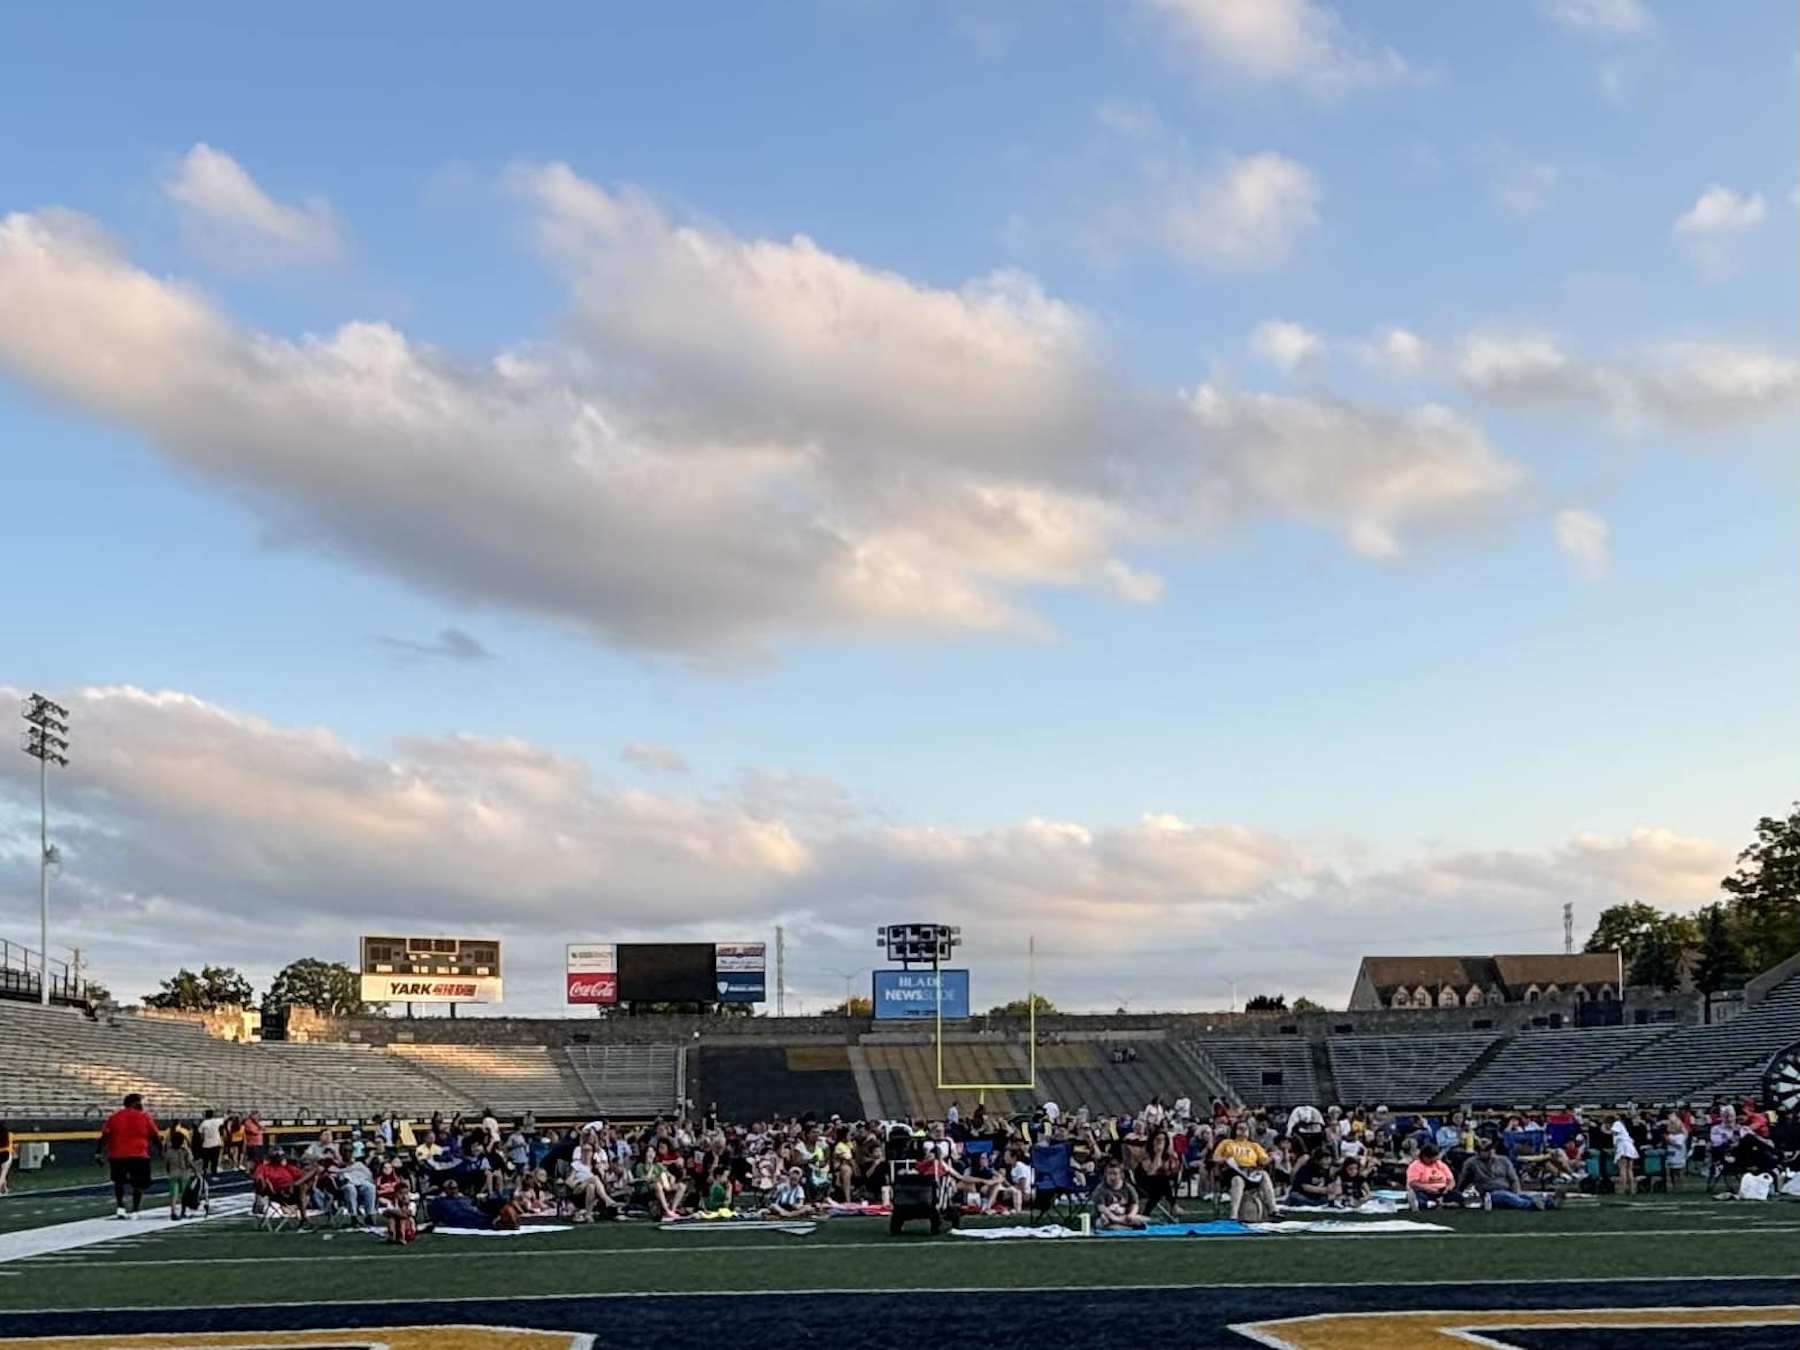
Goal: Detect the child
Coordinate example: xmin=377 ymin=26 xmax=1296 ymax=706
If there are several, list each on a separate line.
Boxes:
xmin=1663 ymin=1113 xmax=1688 ymax=1191
xmin=383 ymin=1181 xmax=417 ymax=1244
xmin=166 ymin=1126 xmax=197 ymax=1221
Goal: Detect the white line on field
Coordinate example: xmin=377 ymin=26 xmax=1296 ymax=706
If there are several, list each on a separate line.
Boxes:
xmin=19 ymin=1222 xmax=1799 ymax=1270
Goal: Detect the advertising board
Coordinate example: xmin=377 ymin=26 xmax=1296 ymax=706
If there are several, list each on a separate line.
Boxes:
xmin=872 ymin=968 xmax=970 ymax=1020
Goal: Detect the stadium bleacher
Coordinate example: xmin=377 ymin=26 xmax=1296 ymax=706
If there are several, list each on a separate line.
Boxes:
xmin=1185 ymin=1038 xmax=1318 ymax=1108
xmin=560 ymin=1044 xmax=682 ymax=1118
xmin=1451 ymin=1025 xmax=1675 ymax=1105
xmin=1327 ymin=1032 xmax=1501 ymax=1105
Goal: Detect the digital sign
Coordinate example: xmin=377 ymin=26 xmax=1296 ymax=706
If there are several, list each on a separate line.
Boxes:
xmin=872 ymin=968 xmax=970 ymax=1020
xmin=617 ymin=943 xmax=717 ymax=1003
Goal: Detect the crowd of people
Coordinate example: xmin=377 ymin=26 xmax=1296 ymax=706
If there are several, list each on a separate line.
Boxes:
xmin=78 ymin=1088 xmax=1785 ymax=1235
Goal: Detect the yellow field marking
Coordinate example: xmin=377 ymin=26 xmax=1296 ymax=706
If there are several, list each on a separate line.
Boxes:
xmin=0 ymin=1326 xmax=586 ymax=1349
xmin=1231 ymin=1304 xmax=1800 ymax=1350
xmin=934 ymin=938 xmax=1037 ymax=1099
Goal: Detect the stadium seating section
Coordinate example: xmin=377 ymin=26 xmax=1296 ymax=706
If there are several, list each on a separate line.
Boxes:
xmin=1 ymin=961 xmax=1793 ymax=1123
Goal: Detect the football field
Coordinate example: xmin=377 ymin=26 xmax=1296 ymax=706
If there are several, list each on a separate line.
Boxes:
xmin=0 ymin=1176 xmax=1793 ymax=1348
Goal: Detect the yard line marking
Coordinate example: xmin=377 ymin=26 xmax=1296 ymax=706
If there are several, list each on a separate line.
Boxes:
xmin=0 ymin=1275 xmax=1793 ymax=1318
xmin=19 ymin=1223 xmax=1800 ymax=1270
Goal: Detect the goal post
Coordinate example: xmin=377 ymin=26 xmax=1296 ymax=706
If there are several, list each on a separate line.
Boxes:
xmin=933 ymin=934 xmax=1038 ymax=1098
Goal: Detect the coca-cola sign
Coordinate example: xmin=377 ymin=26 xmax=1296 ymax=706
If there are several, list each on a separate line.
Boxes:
xmin=566 ymin=971 xmax=618 ymax=1005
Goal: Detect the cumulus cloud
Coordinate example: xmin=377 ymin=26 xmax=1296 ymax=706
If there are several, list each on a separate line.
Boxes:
xmin=620 ymin=743 xmax=690 ymax=775
xmin=1360 ymin=326 xmax=1429 ymax=376
xmin=1454 ymin=333 xmax=1799 ymax=431
xmin=0 ymin=687 xmax=1736 ymax=1012
xmin=0 ymin=181 xmax=1524 ymax=655
xmin=1553 ymin=507 xmax=1610 ymax=580
xmin=1143 ymin=152 xmax=1323 ymax=273
xmin=1248 ymin=320 xmax=1323 ymax=373
xmin=1541 ymin=0 xmax=1655 ymax=37
xmin=1673 ymin=186 xmax=1766 ymax=278
xmin=164 ymin=143 xmax=342 ymax=271
xmin=1143 ymin=0 xmax=1415 ymax=97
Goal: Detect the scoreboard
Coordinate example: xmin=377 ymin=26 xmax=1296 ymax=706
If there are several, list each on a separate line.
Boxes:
xmin=359 ymin=935 xmax=503 ymax=1004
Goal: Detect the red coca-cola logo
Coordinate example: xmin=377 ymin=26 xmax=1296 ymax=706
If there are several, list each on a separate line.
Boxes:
xmin=566 ymin=973 xmax=617 ymax=1004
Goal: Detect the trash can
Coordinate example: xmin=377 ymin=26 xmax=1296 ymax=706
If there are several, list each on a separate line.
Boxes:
xmin=19 ymin=1141 xmax=51 ymax=1171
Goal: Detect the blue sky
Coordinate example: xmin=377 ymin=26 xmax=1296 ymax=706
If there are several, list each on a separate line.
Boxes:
xmin=0 ymin=0 xmax=1793 ymax=1013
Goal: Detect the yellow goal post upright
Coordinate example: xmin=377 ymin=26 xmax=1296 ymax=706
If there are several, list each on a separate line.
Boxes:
xmin=933 ymin=933 xmax=1037 ymax=1104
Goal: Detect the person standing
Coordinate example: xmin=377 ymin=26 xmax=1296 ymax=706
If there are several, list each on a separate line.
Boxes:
xmin=98 ymin=1093 xmax=160 ymax=1218
xmin=242 ymin=1112 xmax=264 ymax=1164
xmin=1609 ymin=1114 xmax=1639 ymax=1195
xmin=195 ymin=1109 xmax=226 ymax=1176
xmin=0 ymin=1119 xmax=13 ymax=1196
xmin=165 ymin=1126 xmax=198 ymax=1220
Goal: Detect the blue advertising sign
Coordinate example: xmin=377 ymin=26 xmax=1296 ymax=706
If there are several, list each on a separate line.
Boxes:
xmin=715 ymin=973 xmax=766 ymax=1003
xmin=872 ymin=968 xmax=970 ymax=1020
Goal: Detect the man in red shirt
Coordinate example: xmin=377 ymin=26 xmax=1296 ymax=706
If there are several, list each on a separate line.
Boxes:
xmin=252 ymin=1148 xmax=314 ymax=1225
xmin=97 ymin=1092 xmax=159 ymax=1218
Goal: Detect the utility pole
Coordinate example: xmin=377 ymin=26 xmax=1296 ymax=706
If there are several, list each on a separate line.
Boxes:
xmin=1563 ymin=902 xmax=1574 ymax=956
xmin=775 ymin=926 xmax=786 ymax=1017
xmin=21 ymin=695 xmax=70 ymax=1006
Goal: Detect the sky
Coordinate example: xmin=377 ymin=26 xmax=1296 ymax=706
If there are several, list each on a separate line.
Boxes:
xmin=0 ymin=0 xmax=1793 ymax=1016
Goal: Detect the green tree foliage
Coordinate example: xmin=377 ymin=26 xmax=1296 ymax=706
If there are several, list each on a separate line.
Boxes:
xmin=1718 ymin=804 xmax=1800 ymax=972
xmin=1585 ymin=901 xmax=1674 ymax=963
xmin=143 ymin=965 xmax=255 ymax=1010
xmin=262 ymin=958 xmax=379 ymax=1017
xmin=1627 ymin=924 xmax=1687 ymax=992
xmin=1244 ymin=994 xmax=1287 ymax=1012
xmin=824 ymin=996 xmax=874 ymax=1017
xmin=1291 ymin=996 xmax=1326 ymax=1013
xmin=1692 ymin=903 xmax=1747 ymax=998
xmin=987 ymin=995 xmax=1057 ymax=1017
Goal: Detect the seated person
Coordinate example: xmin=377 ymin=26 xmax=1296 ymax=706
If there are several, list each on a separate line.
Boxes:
xmin=1090 ymin=1160 xmax=1148 ymax=1230
xmin=564 ymin=1146 xmax=612 ymax=1223
xmin=1336 ymin=1156 xmax=1371 ymax=1207
xmin=769 ymin=1166 xmax=814 ymax=1218
xmin=335 ymin=1147 xmax=379 ymax=1224
xmin=382 ymin=1180 xmax=417 ymax=1244
xmin=1405 ymin=1143 xmax=1459 ymax=1209
xmin=703 ymin=1164 xmax=735 ymax=1212
xmin=855 ymin=1142 xmax=888 ymax=1201
xmin=1212 ymin=1121 xmax=1278 ymax=1222
xmin=426 ymin=1179 xmax=492 ymax=1230
xmin=1285 ymin=1146 xmax=1335 ymax=1207
xmin=1458 ymin=1137 xmax=1555 ymax=1211
xmin=374 ymin=1158 xmax=403 ymax=1207
xmin=251 ymin=1149 xmax=313 ymax=1225
xmin=513 ymin=1168 xmax=556 ymax=1217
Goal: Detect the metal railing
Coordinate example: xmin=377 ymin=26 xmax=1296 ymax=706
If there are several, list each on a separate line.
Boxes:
xmin=0 ymin=938 xmax=88 ymax=1003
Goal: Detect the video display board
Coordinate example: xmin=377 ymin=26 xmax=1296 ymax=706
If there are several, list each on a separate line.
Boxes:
xmin=616 ymin=943 xmax=717 ymax=1003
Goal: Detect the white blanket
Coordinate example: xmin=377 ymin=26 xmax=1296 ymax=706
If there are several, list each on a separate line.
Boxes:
xmin=952 ymin=1224 xmax=1081 ymax=1239
xmin=1250 ymin=1218 xmax=1449 ymax=1234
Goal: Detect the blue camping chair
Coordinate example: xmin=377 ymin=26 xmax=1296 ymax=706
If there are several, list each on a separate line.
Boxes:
xmin=1029 ymin=1142 xmax=1093 ymax=1225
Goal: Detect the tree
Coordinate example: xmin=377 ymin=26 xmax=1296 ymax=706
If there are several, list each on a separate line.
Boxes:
xmin=262 ymin=959 xmax=378 ymax=1017
xmin=1627 ymin=925 xmax=1686 ymax=992
xmin=1693 ymin=904 xmax=1746 ymax=1008
xmin=986 ymin=995 xmax=1057 ymax=1017
xmin=1585 ymin=901 xmax=1671 ymax=964
xmin=1244 ymin=994 xmax=1287 ymax=1012
xmin=143 ymin=965 xmax=254 ymax=1011
xmin=824 ymin=996 xmax=874 ymax=1017
xmin=83 ymin=981 xmax=112 ymax=1007
xmin=1291 ymin=996 xmax=1325 ymax=1013
xmin=1719 ymin=805 xmax=1800 ymax=973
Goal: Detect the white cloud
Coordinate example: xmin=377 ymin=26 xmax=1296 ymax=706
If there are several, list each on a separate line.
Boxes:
xmin=1248 ymin=319 xmax=1324 ymax=373
xmin=1454 ymin=333 xmax=1799 ymax=430
xmin=621 ymin=743 xmax=690 ymax=775
xmin=1138 ymin=152 xmax=1322 ymax=273
xmin=1673 ymin=186 xmax=1766 ymax=279
xmin=1360 ymin=326 xmax=1430 ymax=376
xmin=1541 ymin=0 xmax=1656 ymax=37
xmin=1144 ymin=0 xmax=1414 ymax=97
xmin=1553 ymin=507 xmax=1610 ymax=580
xmin=0 ymin=182 xmax=1521 ymax=655
xmin=1674 ymin=185 xmax=1767 ymax=236
xmin=163 ymin=143 xmax=342 ymax=271
xmin=1492 ymin=160 xmax=1559 ymax=218
xmin=0 ymin=686 xmax=1735 ymax=1012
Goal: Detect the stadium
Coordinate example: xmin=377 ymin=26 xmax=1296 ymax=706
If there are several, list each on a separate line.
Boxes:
xmin=0 ymin=920 xmax=1794 ymax=1349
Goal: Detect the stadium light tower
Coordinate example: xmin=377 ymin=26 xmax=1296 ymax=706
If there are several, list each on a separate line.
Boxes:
xmin=21 ymin=694 xmax=70 ymax=1006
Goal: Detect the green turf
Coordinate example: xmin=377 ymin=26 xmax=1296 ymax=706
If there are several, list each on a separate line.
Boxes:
xmin=2 ymin=1193 xmax=1793 ymax=1311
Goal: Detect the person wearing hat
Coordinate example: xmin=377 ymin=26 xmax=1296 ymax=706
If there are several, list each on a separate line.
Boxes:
xmin=1457 ymin=1137 xmax=1556 ymax=1211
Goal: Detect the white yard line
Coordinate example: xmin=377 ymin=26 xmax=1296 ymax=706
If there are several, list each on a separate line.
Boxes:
xmin=20 ymin=1221 xmax=1799 ymax=1271
xmin=0 ymin=1195 xmax=253 ymax=1265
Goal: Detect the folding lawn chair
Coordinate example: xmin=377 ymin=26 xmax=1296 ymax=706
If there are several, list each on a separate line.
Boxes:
xmin=251 ymin=1193 xmax=300 ymax=1232
xmin=1028 ymin=1142 xmax=1092 ymax=1225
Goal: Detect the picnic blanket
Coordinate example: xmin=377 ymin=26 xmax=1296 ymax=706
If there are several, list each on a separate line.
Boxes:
xmin=951 ymin=1224 xmax=1082 ymax=1240
xmin=824 ymin=1201 xmax=892 ymax=1217
xmin=1274 ymin=1198 xmax=1400 ymax=1216
xmin=1249 ymin=1219 xmax=1449 ymax=1234
xmin=657 ymin=1218 xmax=818 ymax=1235
xmin=1096 ymin=1221 xmax=1258 ymax=1237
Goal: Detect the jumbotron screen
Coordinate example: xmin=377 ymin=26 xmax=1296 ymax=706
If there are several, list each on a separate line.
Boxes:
xmin=616 ymin=943 xmax=716 ymax=1003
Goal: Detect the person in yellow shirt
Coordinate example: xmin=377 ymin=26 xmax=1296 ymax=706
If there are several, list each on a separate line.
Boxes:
xmin=1213 ymin=1119 xmax=1278 ymax=1221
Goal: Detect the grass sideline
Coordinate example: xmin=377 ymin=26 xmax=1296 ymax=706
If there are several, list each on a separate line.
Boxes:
xmin=2 ymin=1191 xmax=1794 ymax=1312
